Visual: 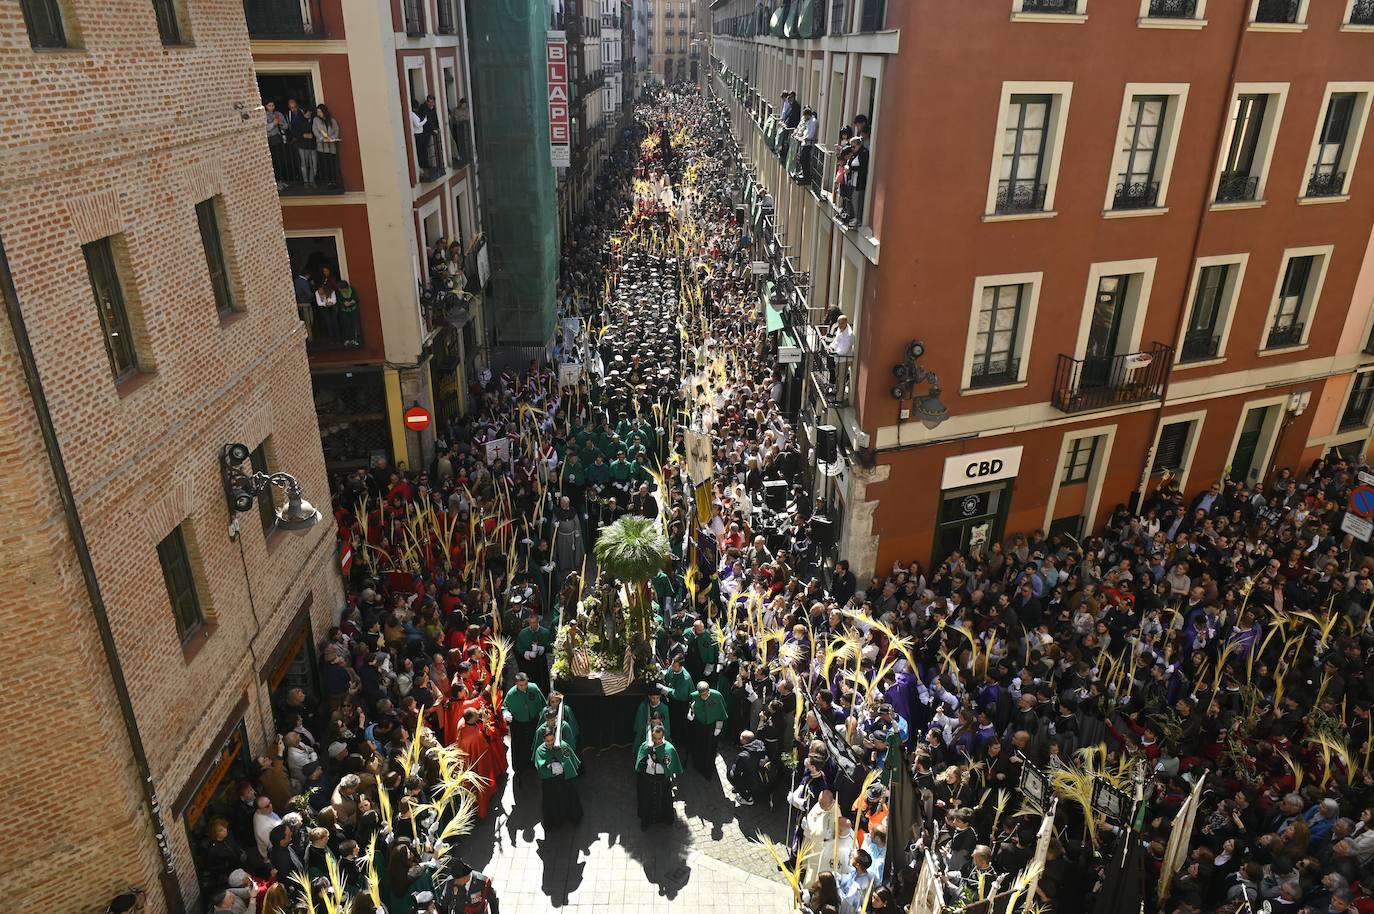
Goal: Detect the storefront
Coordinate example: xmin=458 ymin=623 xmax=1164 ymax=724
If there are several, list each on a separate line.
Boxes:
xmin=311 ymin=367 xmax=392 ymax=474
xmin=934 ymin=446 xmax=1022 ymax=566
xmin=175 ymin=697 xmax=251 ymax=894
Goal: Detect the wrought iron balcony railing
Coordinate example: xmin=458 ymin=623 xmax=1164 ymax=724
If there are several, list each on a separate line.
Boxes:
xmin=1354 ymin=0 xmax=1374 ymax=24
xmin=1052 ymin=344 xmax=1172 ymax=414
xmin=995 ymin=179 xmax=1048 ymax=214
xmin=1306 ymin=167 xmax=1347 ymax=198
xmin=1022 ymin=0 xmax=1079 ymax=12
xmin=1147 ymin=0 xmax=1198 ymax=16
xmin=1215 ymin=172 xmax=1259 ymax=203
xmin=1265 ymin=321 xmax=1304 ymax=349
xmin=1254 ymin=0 xmax=1300 ymax=23
xmin=1179 ymin=331 xmax=1220 ymax=363
xmin=970 ymin=358 xmax=1021 ymax=390
xmin=1113 ymin=180 xmax=1160 ymax=210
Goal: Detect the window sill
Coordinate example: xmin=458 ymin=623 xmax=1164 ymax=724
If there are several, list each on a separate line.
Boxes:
xmin=1341 ymin=23 xmax=1374 ymax=31
xmin=961 ymin=380 xmax=1029 ymax=396
xmin=181 ymin=623 xmax=217 ymax=663
xmin=1246 ymin=21 xmax=1307 ymax=32
xmin=1298 ymin=194 xmax=1350 ymax=206
xmin=218 ymin=308 xmax=248 ymax=329
xmin=1138 ymin=16 xmax=1207 ymax=29
xmin=981 ymin=210 xmax=1058 ymax=223
xmin=115 ymin=370 xmax=156 ymax=399
xmin=1102 ymin=206 xmax=1169 ymax=219
xmin=1258 ymin=343 xmax=1309 ymax=357
xmin=1010 ymin=12 xmax=1088 ymax=24
xmin=1172 ymin=356 xmax=1226 ymax=371
xmin=1209 ymin=199 xmax=1266 ymax=212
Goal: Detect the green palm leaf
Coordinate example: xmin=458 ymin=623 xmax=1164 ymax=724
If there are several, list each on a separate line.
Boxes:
xmin=593 ymin=515 xmax=669 ymax=585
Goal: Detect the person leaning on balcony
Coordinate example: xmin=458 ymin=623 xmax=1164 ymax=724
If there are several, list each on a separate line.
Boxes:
xmin=313 ymin=104 xmax=341 ymax=187
xmin=828 ymin=313 xmax=854 ymax=397
xmin=337 ymin=280 xmax=360 ymax=347
xmin=843 ymin=136 xmax=868 ymax=228
xmin=314 ymin=264 xmax=340 ymax=342
xmin=284 ymin=98 xmax=317 ymax=186
xmin=293 ymin=265 xmax=314 ymax=342
xmin=790 ymin=108 xmax=817 ymax=182
xmin=264 ymin=100 xmax=287 ymax=189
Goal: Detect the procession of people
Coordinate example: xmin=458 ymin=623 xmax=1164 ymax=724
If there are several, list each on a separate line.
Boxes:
xmin=189 ymin=83 xmax=1374 ymax=914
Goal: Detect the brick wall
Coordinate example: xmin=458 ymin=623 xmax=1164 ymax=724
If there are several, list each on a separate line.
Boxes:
xmin=0 ymin=1 xmax=345 ymax=910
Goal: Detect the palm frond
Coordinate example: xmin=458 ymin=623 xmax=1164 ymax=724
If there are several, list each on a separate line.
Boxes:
xmin=593 ymin=515 xmax=670 ymax=584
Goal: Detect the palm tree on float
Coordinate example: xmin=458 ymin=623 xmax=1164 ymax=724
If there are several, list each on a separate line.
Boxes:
xmin=593 ymin=514 xmax=669 ymax=653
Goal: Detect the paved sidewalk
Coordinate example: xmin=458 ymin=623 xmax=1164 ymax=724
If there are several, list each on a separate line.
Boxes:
xmin=455 ymin=746 xmax=797 ymax=913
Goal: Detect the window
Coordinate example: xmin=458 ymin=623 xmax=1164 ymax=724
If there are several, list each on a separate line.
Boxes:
xmin=250 ymin=444 xmax=277 ymax=536
xmin=1115 ymin=97 xmax=1166 ymax=208
xmin=1016 ymin=0 xmax=1084 ymax=14
xmin=1352 ymin=0 xmax=1374 ymax=26
xmin=1152 ymin=421 xmax=1191 ymax=474
xmin=152 ymin=0 xmax=183 ymax=44
xmin=1141 ymin=0 xmax=1204 ymax=20
xmin=970 ymin=284 xmax=1025 ymax=388
xmin=1302 ymin=87 xmax=1374 ymax=199
xmin=997 ymin=95 xmax=1051 ymax=214
xmin=1252 ymin=0 xmax=1303 ymax=24
xmin=196 ymin=198 xmax=235 ymax=318
xmin=1268 ymin=255 xmax=1314 ymax=349
xmin=1217 ymin=94 xmax=1267 ymax=201
xmin=20 ymin=0 xmax=67 ymax=48
xmin=1341 ymin=372 xmax=1374 ymax=431
xmin=986 ymin=83 xmax=1072 ymax=218
xmin=83 ymin=238 xmax=140 ymax=383
xmin=1181 ymin=264 xmax=1229 ymax=362
xmin=157 ymin=525 xmax=204 ymax=642
xmin=1062 ymin=436 xmax=1099 ymax=484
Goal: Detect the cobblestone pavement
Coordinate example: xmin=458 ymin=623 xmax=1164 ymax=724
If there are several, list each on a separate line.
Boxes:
xmin=455 ymin=745 xmax=797 ymax=913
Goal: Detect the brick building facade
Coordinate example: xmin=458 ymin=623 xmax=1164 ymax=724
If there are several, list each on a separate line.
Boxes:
xmin=0 ymin=1 xmax=344 ymax=910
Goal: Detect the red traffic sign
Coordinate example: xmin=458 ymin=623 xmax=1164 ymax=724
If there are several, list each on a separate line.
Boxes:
xmin=1351 ymin=485 xmax=1374 ymax=519
xmin=403 ymin=405 xmax=431 ymax=432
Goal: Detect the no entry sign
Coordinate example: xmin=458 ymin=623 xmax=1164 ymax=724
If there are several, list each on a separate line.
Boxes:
xmin=1351 ymin=485 xmax=1374 ymax=519
xmin=403 ymin=405 xmax=431 ymax=432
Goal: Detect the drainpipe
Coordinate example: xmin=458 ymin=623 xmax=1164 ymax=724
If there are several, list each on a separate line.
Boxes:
xmin=0 ymin=236 xmax=186 ymax=913
xmin=1132 ymin=2 xmax=1250 ymax=510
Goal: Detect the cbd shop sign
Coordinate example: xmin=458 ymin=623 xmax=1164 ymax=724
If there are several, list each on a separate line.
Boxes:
xmin=941 ymin=446 xmax=1024 ymax=490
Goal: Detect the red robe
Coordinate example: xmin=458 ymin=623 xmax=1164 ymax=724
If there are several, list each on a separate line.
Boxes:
xmin=456 ymin=721 xmax=500 ymax=818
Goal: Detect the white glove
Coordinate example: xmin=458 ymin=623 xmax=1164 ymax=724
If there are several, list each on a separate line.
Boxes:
xmin=502 ymin=710 xmax=512 ymax=723
xmin=651 ymin=762 xmax=665 ymax=775
xmin=536 ymin=645 xmax=546 ymax=655
xmin=704 ymin=664 xmax=715 ymax=676
xmin=657 ymin=683 xmax=672 ymax=695
xmin=551 ymin=762 xmax=564 ymax=775
xmin=688 ymin=705 xmax=696 ymax=722
xmin=525 ymin=649 xmax=536 ymax=659
xmin=714 ymin=721 xmax=723 ymax=736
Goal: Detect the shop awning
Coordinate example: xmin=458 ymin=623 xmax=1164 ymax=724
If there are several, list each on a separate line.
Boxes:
xmin=764 ymin=282 xmax=784 ymax=332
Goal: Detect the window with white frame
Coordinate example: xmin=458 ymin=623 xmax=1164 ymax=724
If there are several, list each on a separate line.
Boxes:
xmin=1181 ymin=264 xmax=1231 ymax=361
xmin=1263 ymin=247 xmax=1332 ymax=350
xmin=1211 ymin=86 xmax=1288 ymax=205
xmin=970 ymin=284 xmax=1027 ymax=388
xmin=1250 ymin=0 xmax=1307 ymax=25
xmin=1301 ymin=86 xmax=1373 ymax=199
xmin=1350 ymin=0 xmax=1374 ymax=26
xmin=1140 ymin=0 xmax=1206 ymax=20
xmin=985 ymin=83 xmax=1071 ymax=218
xmin=1152 ymin=420 xmax=1193 ymax=474
xmin=1341 ymin=371 xmax=1374 ymax=431
xmin=1106 ymin=86 xmax=1188 ymax=211
xmin=1013 ymin=0 xmax=1085 ymax=15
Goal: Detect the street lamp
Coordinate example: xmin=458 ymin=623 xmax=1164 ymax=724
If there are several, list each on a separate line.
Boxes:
xmin=889 ymin=340 xmax=948 ymax=430
xmin=219 ymin=443 xmax=322 ymax=534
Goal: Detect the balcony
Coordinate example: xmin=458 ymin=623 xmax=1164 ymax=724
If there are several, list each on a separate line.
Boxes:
xmin=1052 ymin=344 xmax=1172 ymax=414
xmin=1265 ymin=321 xmax=1304 ymax=350
xmin=244 ymin=0 xmax=325 ymax=38
xmin=268 ymin=139 xmax=345 ymax=195
xmin=969 ymin=358 xmax=1021 ymax=390
xmin=436 ymin=0 xmax=456 ymax=34
xmin=1146 ymin=0 xmax=1197 ymax=16
xmin=1179 ymin=331 xmax=1219 ymax=363
xmin=995 ymin=179 xmax=1048 ymax=215
xmin=403 ymin=0 xmax=425 ymax=36
xmin=1254 ymin=0 xmax=1299 ymax=23
xmin=1215 ymin=172 xmax=1259 ymax=203
xmin=416 ymin=132 xmax=446 ymax=183
xmin=1112 ymin=181 xmax=1160 ymax=210
xmin=1306 ymin=167 xmax=1347 ymax=198
xmin=1354 ymin=0 xmax=1374 ymax=25
xmin=1022 ymin=0 xmax=1079 ymax=12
